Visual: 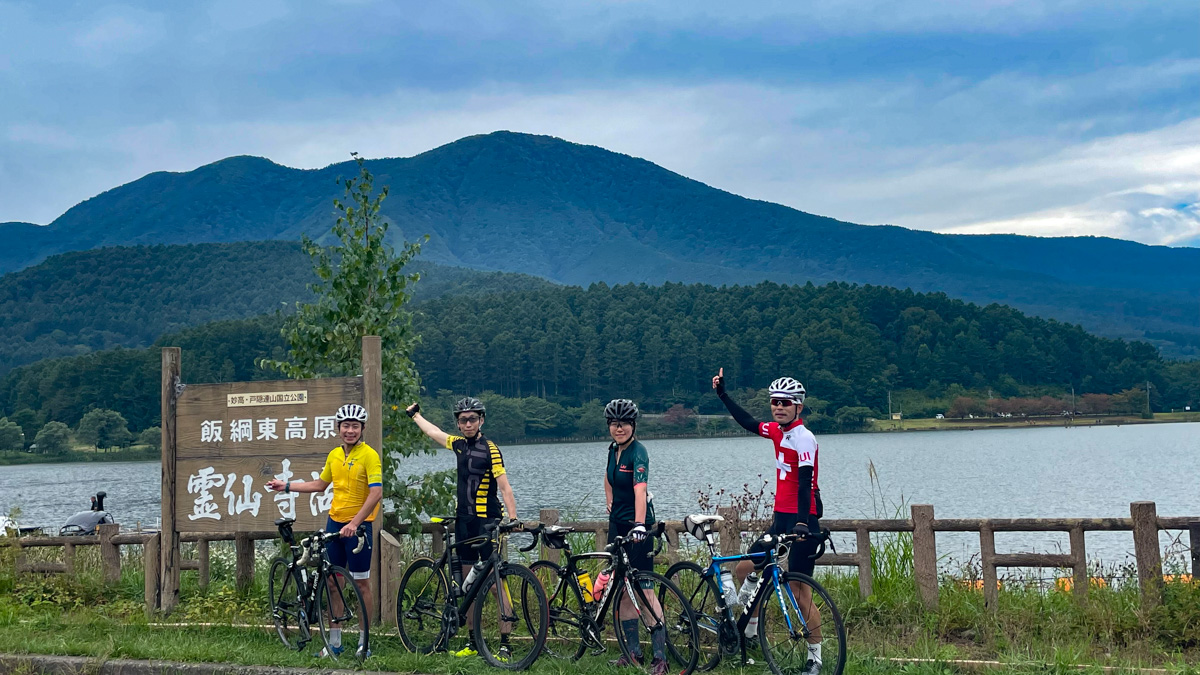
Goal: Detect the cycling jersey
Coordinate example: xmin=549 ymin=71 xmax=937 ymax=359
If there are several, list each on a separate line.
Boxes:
xmin=446 ymin=433 xmax=507 ymax=520
xmin=718 ymin=391 xmax=820 ymax=517
xmin=319 ymin=441 xmax=383 ymax=522
xmin=606 ymin=440 xmax=655 ymax=524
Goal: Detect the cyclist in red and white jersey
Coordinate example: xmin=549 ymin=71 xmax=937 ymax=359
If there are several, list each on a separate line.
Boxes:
xmin=713 ymin=368 xmax=824 ymax=670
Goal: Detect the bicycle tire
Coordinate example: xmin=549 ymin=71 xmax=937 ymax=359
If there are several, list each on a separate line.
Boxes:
xmin=612 ymin=569 xmax=701 ymax=675
xmin=268 ymin=557 xmax=309 ymax=651
xmin=523 ymin=560 xmax=587 ymax=661
xmin=473 ymin=561 xmax=549 ymax=670
xmin=665 ymin=560 xmax=724 ymax=671
xmin=758 ymin=571 xmax=846 ymax=675
xmin=316 ymin=565 xmax=369 ymax=661
xmin=395 ymin=557 xmax=450 ymax=654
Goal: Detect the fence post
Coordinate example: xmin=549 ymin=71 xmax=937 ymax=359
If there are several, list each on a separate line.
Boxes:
xmin=717 ymin=507 xmax=739 ymax=556
xmin=99 ymin=523 xmax=121 ymax=584
xmin=235 ymin=532 xmax=254 ymax=591
xmin=379 ymin=531 xmax=402 ymax=627
xmin=361 ymin=335 xmax=384 ymax=625
xmin=594 ymin=524 xmax=608 ymax=552
xmin=540 ymin=509 xmax=561 ymax=564
xmin=911 ymin=504 xmax=938 ymax=610
xmin=1190 ymin=521 xmax=1200 ymax=579
xmin=1069 ymin=525 xmax=1087 ymax=603
xmin=855 ymin=528 xmax=873 ymax=599
xmin=197 ymin=538 xmax=210 ymax=591
xmin=1130 ymin=501 xmax=1162 ymax=608
xmin=160 ymin=346 xmax=182 ymax=614
xmin=144 ymin=533 xmax=161 ymax=613
xmin=979 ymin=522 xmax=998 ymax=611
xmin=63 ymin=542 xmax=75 ymax=576
xmin=432 ymin=527 xmax=444 ymax=556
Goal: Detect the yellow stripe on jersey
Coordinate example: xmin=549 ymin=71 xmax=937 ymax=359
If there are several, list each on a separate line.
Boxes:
xmin=488 ymin=441 xmax=506 ymax=477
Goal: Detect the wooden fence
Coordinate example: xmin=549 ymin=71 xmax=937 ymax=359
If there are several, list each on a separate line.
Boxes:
xmin=10 ymin=501 xmax=1199 ymax=616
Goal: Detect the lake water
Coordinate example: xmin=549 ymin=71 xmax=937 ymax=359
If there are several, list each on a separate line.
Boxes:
xmin=3 ymin=423 xmax=1197 ymax=567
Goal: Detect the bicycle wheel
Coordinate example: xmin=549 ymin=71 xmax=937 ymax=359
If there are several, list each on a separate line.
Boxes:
xmin=524 ymin=560 xmax=586 ymax=660
xmin=612 ymin=570 xmax=701 ymax=675
xmin=758 ymin=572 xmax=846 ymax=675
xmin=268 ymin=557 xmax=309 ymax=651
xmin=665 ymin=561 xmax=724 ymax=671
xmin=472 ymin=561 xmax=548 ymax=669
xmin=396 ymin=557 xmax=450 ymax=654
xmin=316 ymin=565 xmax=368 ymax=661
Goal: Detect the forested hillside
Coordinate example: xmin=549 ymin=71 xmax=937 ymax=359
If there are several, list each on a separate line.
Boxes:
xmin=5 ymin=280 xmax=1195 ymax=437
xmin=5 ymin=132 xmax=1199 ymax=354
xmin=0 ymin=241 xmax=552 ymax=373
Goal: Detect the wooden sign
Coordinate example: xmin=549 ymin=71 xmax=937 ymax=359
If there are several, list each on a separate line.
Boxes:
xmin=174 ymin=376 xmax=363 ymax=533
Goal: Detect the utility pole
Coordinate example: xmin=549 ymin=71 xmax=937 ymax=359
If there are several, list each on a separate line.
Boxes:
xmin=1071 ymin=386 xmax=1075 ymax=415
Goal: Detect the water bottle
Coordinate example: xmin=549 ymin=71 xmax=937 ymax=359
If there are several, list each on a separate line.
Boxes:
xmin=462 ymin=560 xmax=487 ymax=593
xmin=737 ymin=572 xmax=759 ymax=606
xmin=720 ymin=570 xmax=740 ymax=607
xmin=593 ymin=569 xmax=613 ymax=602
xmin=576 ymin=570 xmax=595 ymax=604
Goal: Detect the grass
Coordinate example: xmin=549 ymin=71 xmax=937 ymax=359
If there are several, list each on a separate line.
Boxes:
xmin=3 ymin=529 xmax=1200 ymax=674
xmin=0 ymin=446 xmax=158 ymax=466
xmin=869 ymin=412 xmax=1200 ymax=433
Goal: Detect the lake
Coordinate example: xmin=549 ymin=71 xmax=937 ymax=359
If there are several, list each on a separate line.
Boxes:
xmin=3 ymin=422 xmax=1197 ymax=567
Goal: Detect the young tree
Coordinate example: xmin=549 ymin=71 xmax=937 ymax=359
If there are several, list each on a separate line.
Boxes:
xmin=262 ymin=154 xmax=453 ymax=529
xmin=34 ymin=422 xmax=71 ymax=455
xmin=138 ymin=426 xmax=162 ymax=451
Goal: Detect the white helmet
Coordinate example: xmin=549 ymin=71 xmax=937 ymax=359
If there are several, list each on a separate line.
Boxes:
xmin=768 ymin=377 xmax=806 ymax=404
xmin=335 ymin=403 xmax=368 ymax=425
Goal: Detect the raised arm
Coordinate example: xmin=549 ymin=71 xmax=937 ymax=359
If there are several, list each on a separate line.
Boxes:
xmin=712 ymin=367 xmax=762 ymax=433
xmin=406 ymin=403 xmax=450 ymax=447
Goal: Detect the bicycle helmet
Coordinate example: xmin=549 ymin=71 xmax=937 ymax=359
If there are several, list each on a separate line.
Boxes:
xmin=335 ymin=403 xmax=368 ymax=424
xmin=604 ymin=398 xmax=640 ymax=422
xmin=453 ymin=397 xmax=486 ymax=417
xmin=768 ymin=377 xmax=806 ymax=404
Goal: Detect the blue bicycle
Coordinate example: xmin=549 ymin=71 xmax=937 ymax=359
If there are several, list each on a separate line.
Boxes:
xmin=665 ymin=514 xmax=845 ymax=675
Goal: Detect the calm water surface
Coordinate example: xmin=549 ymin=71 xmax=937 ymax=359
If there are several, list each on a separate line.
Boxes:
xmin=3 ymin=423 xmax=1197 ymax=564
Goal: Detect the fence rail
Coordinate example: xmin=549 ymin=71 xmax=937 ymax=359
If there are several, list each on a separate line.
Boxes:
xmin=9 ymin=501 xmax=1199 ymax=616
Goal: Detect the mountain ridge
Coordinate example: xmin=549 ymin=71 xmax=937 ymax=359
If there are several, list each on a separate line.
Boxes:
xmin=4 ymin=131 xmax=1198 ymax=353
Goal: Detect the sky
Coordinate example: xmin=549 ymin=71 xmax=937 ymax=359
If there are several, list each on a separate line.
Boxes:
xmin=1 ymin=0 xmax=1198 ymax=246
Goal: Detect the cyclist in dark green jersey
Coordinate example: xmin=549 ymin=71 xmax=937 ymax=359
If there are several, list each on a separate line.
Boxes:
xmin=603 ymin=399 xmax=668 ymax=675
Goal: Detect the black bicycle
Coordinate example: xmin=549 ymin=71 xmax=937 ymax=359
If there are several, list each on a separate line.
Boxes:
xmin=267 ymin=517 xmax=370 ymax=661
xmin=519 ymin=522 xmax=701 ymax=675
xmin=665 ymin=514 xmax=845 ymax=675
xmin=395 ymin=516 xmax=549 ymax=670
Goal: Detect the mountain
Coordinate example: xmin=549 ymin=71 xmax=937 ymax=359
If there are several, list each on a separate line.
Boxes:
xmin=0 ymin=241 xmax=552 ymax=374
xmin=5 ymin=132 xmax=1199 ymax=354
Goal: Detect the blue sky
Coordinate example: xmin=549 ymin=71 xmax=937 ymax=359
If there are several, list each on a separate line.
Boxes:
xmin=2 ymin=1 xmax=1197 ymax=245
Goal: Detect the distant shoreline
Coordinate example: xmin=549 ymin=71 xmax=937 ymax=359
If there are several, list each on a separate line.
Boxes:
xmin=3 ymin=413 xmax=1197 ymax=465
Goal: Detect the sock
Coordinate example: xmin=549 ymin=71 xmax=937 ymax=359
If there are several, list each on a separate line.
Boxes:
xmin=744 ymin=617 xmax=758 ymax=637
xmin=330 ymin=628 xmax=342 ymax=648
xmin=808 ymin=642 xmax=821 ymax=662
xmin=651 ymin=626 xmax=666 ymax=661
xmin=622 ymin=619 xmax=642 ymax=657
xmin=500 ymin=633 xmax=511 ymax=647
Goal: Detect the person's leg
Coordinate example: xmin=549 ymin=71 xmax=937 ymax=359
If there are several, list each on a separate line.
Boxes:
xmin=788 ymin=517 xmax=823 ymax=668
xmin=609 ymin=521 xmax=643 ymax=664
xmin=322 ymin=519 xmax=349 ymax=654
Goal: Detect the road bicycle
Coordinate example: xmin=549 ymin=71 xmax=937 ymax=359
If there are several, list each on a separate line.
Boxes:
xmin=519 ymin=521 xmax=701 ymax=675
xmin=267 ymin=517 xmax=370 ymax=661
xmin=665 ymin=514 xmax=845 ymax=675
xmin=395 ymin=516 xmax=549 ymax=669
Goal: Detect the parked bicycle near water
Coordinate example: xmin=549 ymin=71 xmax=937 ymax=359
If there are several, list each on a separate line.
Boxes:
xmin=395 ymin=516 xmax=549 ymax=670
xmin=268 ymin=516 xmax=370 ymax=661
xmin=519 ymin=521 xmax=702 ymax=675
xmin=666 ymin=514 xmax=845 ymax=675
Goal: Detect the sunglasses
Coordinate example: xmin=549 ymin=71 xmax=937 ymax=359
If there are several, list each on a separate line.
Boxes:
xmin=608 ymin=420 xmax=633 ymax=429
xmin=770 ymin=399 xmax=796 ymax=407
xmin=456 ymin=415 xmax=482 ymax=424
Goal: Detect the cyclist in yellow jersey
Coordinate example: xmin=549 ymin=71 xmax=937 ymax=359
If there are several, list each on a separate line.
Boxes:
xmin=267 ymin=403 xmax=381 ymax=656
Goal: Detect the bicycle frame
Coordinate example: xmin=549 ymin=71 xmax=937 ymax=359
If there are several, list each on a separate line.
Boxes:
xmin=273 ymin=518 xmax=369 ymax=655
xmin=427 ymin=519 xmax=517 ymax=635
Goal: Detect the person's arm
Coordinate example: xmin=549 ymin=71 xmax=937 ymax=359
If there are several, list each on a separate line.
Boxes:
xmin=341 ymin=485 xmax=383 ymax=537
xmin=604 ymin=451 xmax=614 ymax=514
xmin=487 ymin=441 xmax=519 ymax=521
xmin=406 ymin=403 xmax=450 ymax=447
xmin=713 ymin=368 xmax=762 ymax=433
xmin=793 ymin=466 xmax=814 ymax=533
xmin=633 ymin=445 xmax=649 ymax=524
xmin=265 ymin=477 xmax=330 ymax=493
xmin=633 ymin=483 xmax=648 ymax=524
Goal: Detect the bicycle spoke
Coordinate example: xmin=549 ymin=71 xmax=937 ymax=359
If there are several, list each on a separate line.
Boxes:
xmin=268 ymin=558 xmax=308 ymax=651
xmin=759 ymin=573 xmax=845 ymax=675
xmin=396 ymin=558 xmax=449 ymax=655
xmin=474 ymin=563 xmax=548 ymax=670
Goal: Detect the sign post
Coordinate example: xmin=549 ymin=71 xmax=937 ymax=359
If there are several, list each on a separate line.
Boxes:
xmin=160 ymin=339 xmax=382 ymax=615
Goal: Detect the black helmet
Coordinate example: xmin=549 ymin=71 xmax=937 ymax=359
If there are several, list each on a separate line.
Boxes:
xmin=604 ymin=398 xmax=639 ymax=422
xmin=453 ymin=397 xmax=486 ymax=417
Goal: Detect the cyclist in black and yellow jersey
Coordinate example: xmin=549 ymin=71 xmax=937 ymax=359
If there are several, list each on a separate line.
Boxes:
xmin=406 ymin=397 xmax=520 ymax=658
